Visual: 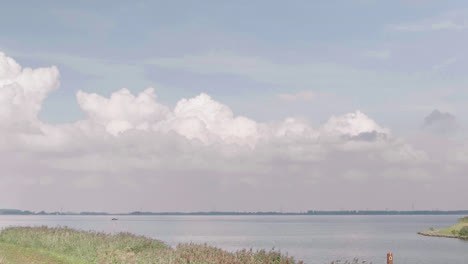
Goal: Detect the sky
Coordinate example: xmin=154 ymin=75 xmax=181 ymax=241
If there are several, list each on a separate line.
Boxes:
xmin=0 ymin=0 xmax=468 ymax=212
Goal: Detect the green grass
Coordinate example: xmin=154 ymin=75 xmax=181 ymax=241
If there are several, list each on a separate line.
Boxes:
xmin=438 ymin=217 xmax=468 ymax=236
xmin=420 ymin=216 xmax=468 ymax=239
xmin=0 ymin=241 xmax=83 ymax=264
xmin=0 ymin=226 xmax=300 ymax=264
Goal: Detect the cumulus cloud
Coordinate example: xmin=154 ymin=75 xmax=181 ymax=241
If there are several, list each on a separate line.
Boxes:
xmin=422 ymin=109 xmax=459 ymax=135
xmin=0 ymin=51 xmax=59 ymax=126
xmin=77 ymin=88 xmax=170 ymax=136
xmin=320 ymin=111 xmax=390 ymax=139
xmin=1 ymin=50 xmax=467 ymax=212
xmin=154 ymin=93 xmax=259 ymax=146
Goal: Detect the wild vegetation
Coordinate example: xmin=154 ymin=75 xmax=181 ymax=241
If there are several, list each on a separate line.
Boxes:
xmin=0 ymin=226 xmax=301 ymax=264
xmin=460 ymin=226 xmax=468 ymax=236
xmin=418 ymin=216 xmax=468 ymax=240
xmin=329 ymin=259 xmax=370 ymax=264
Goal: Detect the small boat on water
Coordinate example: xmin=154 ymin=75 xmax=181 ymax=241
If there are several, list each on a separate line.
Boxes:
xmin=111 ymin=218 xmax=118 ymax=221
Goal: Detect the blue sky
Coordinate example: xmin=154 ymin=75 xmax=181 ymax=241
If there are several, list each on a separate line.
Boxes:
xmin=2 ymin=0 xmax=468 ymax=130
xmin=1 ymin=1 xmax=468 ymax=211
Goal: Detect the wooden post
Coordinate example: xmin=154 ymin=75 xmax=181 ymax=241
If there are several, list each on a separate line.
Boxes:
xmin=387 ymin=253 xmax=393 ymax=264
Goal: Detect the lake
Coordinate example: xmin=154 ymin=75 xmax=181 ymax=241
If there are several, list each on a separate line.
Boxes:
xmin=0 ymin=215 xmax=467 ymax=263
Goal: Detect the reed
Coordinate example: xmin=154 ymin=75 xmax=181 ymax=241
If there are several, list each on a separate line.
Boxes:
xmin=0 ymin=226 xmax=300 ymax=264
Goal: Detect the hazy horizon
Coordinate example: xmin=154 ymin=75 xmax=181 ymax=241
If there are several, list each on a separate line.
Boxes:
xmin=1 ymin=0 xmax=468 ymax=212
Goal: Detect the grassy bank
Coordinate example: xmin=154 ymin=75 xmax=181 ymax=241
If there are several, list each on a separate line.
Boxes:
xmin=418 ymin=216 xmax=468 ymax=240
xmin=0 ymin=226 xmax=300 ymax=264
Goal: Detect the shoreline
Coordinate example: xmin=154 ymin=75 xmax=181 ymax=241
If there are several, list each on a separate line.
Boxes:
xmin=3 ymin=209 xmax=468 ymax=216
xmin=418 ymin=216 xmax=468 ymax=240
xmin=0 ymin=226 xmax=302 ymax=264
xmin=417 ymin=230 xmax=468 ymax=240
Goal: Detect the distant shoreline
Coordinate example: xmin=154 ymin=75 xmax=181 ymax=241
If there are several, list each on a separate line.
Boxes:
xmin=1 ymin=209 xmax=468 ymax=216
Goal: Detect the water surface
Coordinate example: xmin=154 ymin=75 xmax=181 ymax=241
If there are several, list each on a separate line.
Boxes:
xmin=1 ymin=215 xmax=467 ymax=264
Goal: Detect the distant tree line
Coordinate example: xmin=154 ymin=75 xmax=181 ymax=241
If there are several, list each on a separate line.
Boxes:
xmin=305 ymin=210 xmax=468 ymax=215
xmin=1 ymin=209 xmax=467 ymax=216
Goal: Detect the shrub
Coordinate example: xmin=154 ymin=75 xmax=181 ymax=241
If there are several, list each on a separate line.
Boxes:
xmin=459 ymin=226 xmax=468 ymax=236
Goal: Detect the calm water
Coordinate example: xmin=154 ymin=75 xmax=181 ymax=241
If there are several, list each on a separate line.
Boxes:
xmin=0 ymin=215 xmax=467 ymax=264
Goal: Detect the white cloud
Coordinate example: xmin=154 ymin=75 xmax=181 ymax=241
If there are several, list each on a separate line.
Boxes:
xmin=0 ymin=51 xmax=59 ymax=125
xmin=154 ymin=93 xmax=259 ymax=146
xmin=77 ymin=88 xmax=170 ymax=136
xmin=2 ymin=50 xmax=466 ymax=212
xmin=320 ymin=110 xmax=390 ymax=139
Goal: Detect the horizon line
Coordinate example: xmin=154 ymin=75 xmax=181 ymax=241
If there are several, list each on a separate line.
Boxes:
xmin=1 ymin=209 xmax=468 ymax=216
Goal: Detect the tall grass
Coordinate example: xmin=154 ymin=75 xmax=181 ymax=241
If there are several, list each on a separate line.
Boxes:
xmin=0 ymin=227 xmax=300 ymax=264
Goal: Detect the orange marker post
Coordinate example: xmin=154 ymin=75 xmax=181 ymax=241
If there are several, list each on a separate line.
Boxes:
xmin=387 ymin=253 xmax=393 ymax=264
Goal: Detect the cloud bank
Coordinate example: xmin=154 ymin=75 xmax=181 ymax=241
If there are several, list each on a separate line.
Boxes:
xmin=1 ymin=51 xmax=467 ymax=212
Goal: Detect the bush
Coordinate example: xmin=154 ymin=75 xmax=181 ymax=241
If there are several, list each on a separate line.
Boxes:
xmin=459 ymin=226 xmax=468 ymax=236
